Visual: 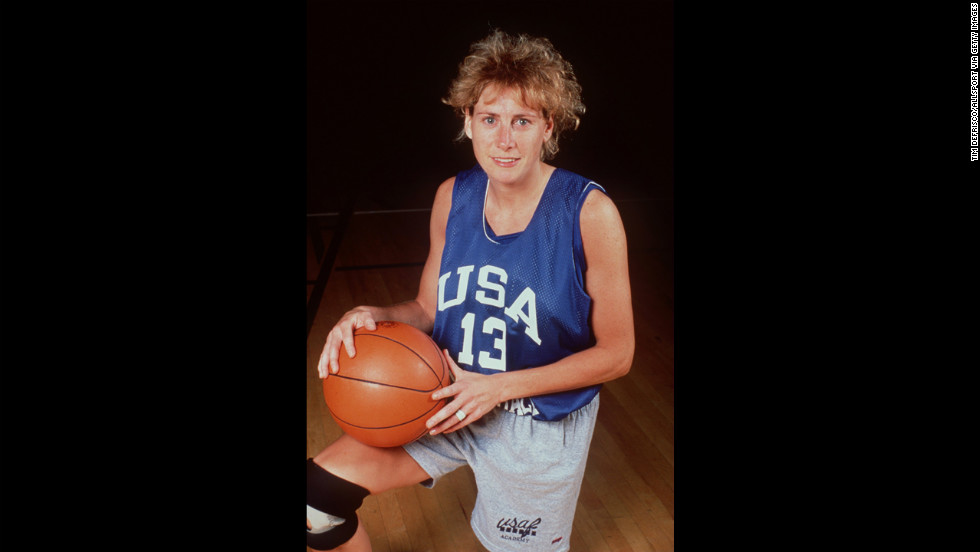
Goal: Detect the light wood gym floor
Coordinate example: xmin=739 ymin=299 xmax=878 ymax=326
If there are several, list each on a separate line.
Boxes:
xmin=306 ymin=182 xmax=674 ymax=551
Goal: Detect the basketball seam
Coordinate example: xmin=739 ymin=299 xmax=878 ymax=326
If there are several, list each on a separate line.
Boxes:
xmin=329 ymin=373 xmax=439 ymax=393
xmin=430 ymin=338 xmax=449 ymax=383
xmin=353 ymin=331 xmax=443 ymax=386
xmin=327 ymin=398 xmax=446 ymax=431
xmin=325 ymin=325 xmax=450 ymax=444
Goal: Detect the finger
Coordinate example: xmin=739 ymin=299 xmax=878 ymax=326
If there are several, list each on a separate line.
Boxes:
xmin=328 ymin=341 xmax=341 ymax=375
xmin=318 ymin=333 xmax=337 ymax=378
xmin=317 ymin=346 xmax=329 ymax=379
xmin=353 ymin=312 xmax=377 ymax=331
xmin=432 ymin=350 xmax=465 ymax=401
xmin=325 ymin=328 xmax=344 ymax=375
xmin=427 ymin=401 xmax=472 ymax=435
xmin=426 ymin=401 xmax=457 ymax=433
xmin=319 ymin=355 xmax=328 ymax=379
xmin=432 ymin=408 xmax=471 ymax=435
xmin=442 ymin=349 xmax=463 ymax=384
xmin=431 ymin=382 xmax=457 ymax=402
xmin=428 ymin=415 xmax=460 ymax=436
xmin=340 ymin=326 xmax=356 ymax=364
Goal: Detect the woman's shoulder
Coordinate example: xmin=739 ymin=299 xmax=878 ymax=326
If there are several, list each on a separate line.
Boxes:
xmin=453 ymin=164 xmax=487 ymax=186
xmin=578 ymin=184 xmax=623 ymax=241
xmin=437 ymin=165 xmax=487 ymax=203
xmin=550 ymin=167 xmax=604 ymax=194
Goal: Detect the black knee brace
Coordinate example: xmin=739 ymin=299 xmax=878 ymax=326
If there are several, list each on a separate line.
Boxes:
xmin=307 ymin=458 xmax=371 ymax=550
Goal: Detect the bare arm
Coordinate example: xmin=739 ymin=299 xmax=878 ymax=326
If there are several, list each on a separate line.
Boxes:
xmin=428 ymin=189 xmax=635 ymax=433
xmin=317 ymin=177 xmax=454 ymax=378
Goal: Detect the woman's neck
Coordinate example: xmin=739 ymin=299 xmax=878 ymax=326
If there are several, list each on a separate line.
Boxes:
xmin=487 ymin=163 xmax=555 ymax=209
xmin=485 ymin=163 xmax=555 ymax=235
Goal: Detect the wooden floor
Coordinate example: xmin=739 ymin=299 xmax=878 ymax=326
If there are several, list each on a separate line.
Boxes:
xmin=306 ymin=195 xmax=674 ymax=551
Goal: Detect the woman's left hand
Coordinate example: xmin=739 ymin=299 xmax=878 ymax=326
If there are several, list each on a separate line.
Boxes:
xmin=426 ymin=350 xmax=504 ymax=436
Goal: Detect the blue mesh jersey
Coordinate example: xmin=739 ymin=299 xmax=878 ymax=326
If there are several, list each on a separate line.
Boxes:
xmin=431 ymin=164 xmax=607 ymax=421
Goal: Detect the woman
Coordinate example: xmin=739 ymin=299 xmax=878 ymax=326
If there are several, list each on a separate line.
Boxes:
xmin=308 ymin=30 xmax=634 ymax=552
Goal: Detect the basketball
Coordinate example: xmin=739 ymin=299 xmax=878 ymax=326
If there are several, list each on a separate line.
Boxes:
xmin=322 ymin=321 xmax=452 ymax=447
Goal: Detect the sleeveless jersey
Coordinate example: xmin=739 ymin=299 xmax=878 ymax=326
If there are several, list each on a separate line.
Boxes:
xmin=431 ymin=164 xmax=607 ymax=421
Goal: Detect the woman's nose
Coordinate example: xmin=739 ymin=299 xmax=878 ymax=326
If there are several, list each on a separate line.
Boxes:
xmin=496 ymin=125 xmax=514 ymax=149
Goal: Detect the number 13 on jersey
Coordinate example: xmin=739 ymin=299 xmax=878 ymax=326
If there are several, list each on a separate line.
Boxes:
xmin=438 ymin=264 xmax=541 ymax=372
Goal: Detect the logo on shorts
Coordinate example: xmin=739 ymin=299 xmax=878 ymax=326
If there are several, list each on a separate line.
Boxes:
xmin=499 ymin=397 xmax=540 ymax=416
xmin=497 ymin=517 xmax=541 ymax=544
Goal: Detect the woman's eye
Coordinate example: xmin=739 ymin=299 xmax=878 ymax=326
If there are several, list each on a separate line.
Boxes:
xmin=517 ymin=119 xmax=530 ymax=126
xmin=483 ymin=117 xmax=495 ymax=125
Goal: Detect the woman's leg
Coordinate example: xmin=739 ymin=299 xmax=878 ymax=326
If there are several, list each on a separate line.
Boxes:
xmin=308 ymin=434 xmax=431 ymax=551
xmin=326 ymin=515 xmax=370 ymax=552
xmin=313 ymin=434 xmax=430 ymax=495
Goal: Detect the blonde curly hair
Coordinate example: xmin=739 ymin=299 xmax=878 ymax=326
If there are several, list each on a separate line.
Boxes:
xmin=443 ymin=30 xmax=585 ymax=160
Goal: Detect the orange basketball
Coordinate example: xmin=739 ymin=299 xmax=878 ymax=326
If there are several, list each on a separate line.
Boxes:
xmin=322 ymin=321 xmax=452 ymax=447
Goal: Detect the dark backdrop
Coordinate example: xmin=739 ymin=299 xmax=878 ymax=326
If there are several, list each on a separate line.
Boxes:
xmin=3 ymin=3 xmax=974 ymax=550
xmin=307 ymin=0 xmax=674 ymax=214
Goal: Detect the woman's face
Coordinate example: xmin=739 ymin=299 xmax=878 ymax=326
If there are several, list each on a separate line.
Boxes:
xmin=464 ymin=84 xmax=554 ymax=187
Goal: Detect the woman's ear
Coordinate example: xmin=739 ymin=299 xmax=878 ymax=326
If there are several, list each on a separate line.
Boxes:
xmin=463 ymin=108 xmax=473 ymax=140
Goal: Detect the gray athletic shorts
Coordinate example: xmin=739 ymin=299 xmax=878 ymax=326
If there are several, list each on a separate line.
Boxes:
xmin=403 ymin=394 xmax=600 ymax=552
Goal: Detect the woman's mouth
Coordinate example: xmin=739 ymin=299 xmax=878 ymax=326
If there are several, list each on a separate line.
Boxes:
xmin=491 ymin=157 xmax=520 ymax=167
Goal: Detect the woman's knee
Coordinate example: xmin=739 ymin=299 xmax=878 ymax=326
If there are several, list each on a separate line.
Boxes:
xmin=313 ymin=434 xmax=428 ymax=495
xmin=307 ymin=435 xmax=429 ymax=549
xmin=307 ymin=457 xmax=370 ymax=549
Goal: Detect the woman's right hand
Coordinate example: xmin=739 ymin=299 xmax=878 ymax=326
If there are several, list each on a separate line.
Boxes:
xmin=317 ymin=306 xmax=378 ymax=379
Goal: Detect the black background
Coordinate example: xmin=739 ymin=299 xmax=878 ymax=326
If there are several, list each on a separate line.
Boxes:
xmin=307 ymin=0 xmax=674 ymax=215
xmin=1 ymin=1 xmax=976 ymax=549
